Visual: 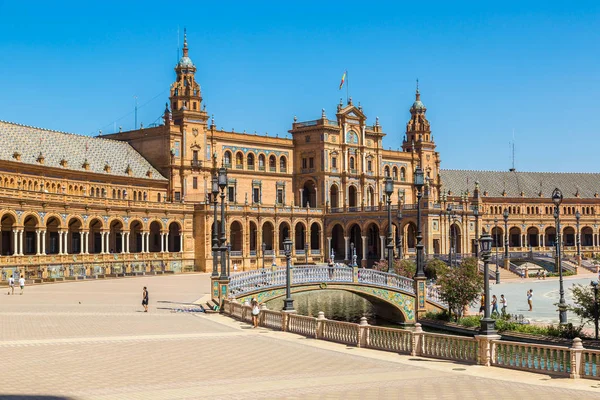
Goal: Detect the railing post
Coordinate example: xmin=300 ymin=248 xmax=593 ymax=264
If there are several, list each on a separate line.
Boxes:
xmin=358 ymin=316 xmax=369 ymax=348
xmin=316 ymin=311 xmax=326 ymax=339
xmin=282 ymin=312 xmax=289 ymax=332
xmin=411 ymin=323 xmax=423 ymax=356
xmin=474 ymin=334 xmax=501 ymax=366
xmin=260 ymin=304 xmax=268 ymax=326
xmin=570 ymin=337 xmax=584 ymax=379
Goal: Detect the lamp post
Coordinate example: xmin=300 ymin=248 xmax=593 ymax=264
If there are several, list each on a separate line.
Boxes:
xmin=261 ymin=242 xmax=266 ymax=269
xmin=385 ymin=177 xmax=394 ymax=273
xmin=576 ymin=210 xmax=581 ymax=259
xmin=503 ymin=208 xmax=509 ymax=260
xmin=211 ymin=176 xmax=219 ymax=277
xmin=306 ymin=203 xmax=310 ymax=264
xmin=350 ymin=242 xmax=357 ymax=268
xmin=591 ymin=280 xmax=599 ymax=340
xmin=473 ymin=207 xmax=479 ymax=257
xmin=226 ymin=242 xmax=231 ymax=276
xmin=414 ymin=166 xmax=425 ymax=278
xmin=552 ymin=187 xmax=567 ymax=324
xmin=396 ymin=207 xmax=403 ymax=260
xmin=478 ymin=233 xmax=495 ymax=335
xmin=218 ymin=167 xmax=228 ymax=279
xmin=282 ymin=238 xmax=295 ymax=312
xmin=494 ymin=217 xmax=500 ymax=284
xmin=447 ymin=205 xmax=453 ymax=266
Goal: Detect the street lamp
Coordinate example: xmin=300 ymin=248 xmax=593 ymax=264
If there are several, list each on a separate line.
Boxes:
xmin=306 ymin=203 xmax=310 ymax=264
xmin=447 ymin=204 xmax=453 ymax=267
xmin=576 ymin=210 xmax=581 ymax=259
xmin=211 ymin=175 xmax=219 ymax=277
xmin=414 ymin=166 xmax=425 ymax=278
xmin=261 ymin=242 xmax=266 ymax=269
xmin=282 ymin=238 xmax=295 ymax=312
xmin=552 ymin=187 xmax=567 ymax=324
xmin=478 ymin=233 xmax=495 ymax=335
xmin=385 ymin=177 xmax=394 ymax=273
xmin=396 ymin=207 xmax=403 ymax=260
xmin=226 ymin=242 xmax=231 ymax=276
xmin=591 ymin=280 xmax=599 ymax=340
xmin=494 ymin=217 xmax=500 ymax=284
xmin=503 ymin=208 xmax=509 ymax=260
xmin=473 ymin=206 xmax=479 ymax=257
xmin=218 ymin=167 xmax=228 ymax=279
xmin=350 ymin=242 xmax=357 ymax=268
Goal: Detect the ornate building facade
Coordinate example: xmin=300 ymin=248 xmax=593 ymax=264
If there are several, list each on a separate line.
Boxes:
xmin=2 ymin=33 xmax=600 ymax=280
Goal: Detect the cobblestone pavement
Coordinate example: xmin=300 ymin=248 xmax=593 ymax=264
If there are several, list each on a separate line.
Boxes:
xmin=1 ymin=274 xmax=600 ymax=399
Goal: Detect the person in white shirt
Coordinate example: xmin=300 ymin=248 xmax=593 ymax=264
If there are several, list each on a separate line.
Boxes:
xmin=18 ymin=275 xmax=25 ymax=295
xmin=8 ymin=276 xmax=15 ymax=295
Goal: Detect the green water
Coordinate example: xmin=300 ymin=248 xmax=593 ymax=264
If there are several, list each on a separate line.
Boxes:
xmin=265 ymin=290 xmax=377 ymax=324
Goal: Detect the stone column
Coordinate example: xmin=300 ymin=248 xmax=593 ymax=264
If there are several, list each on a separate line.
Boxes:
xmin=58 ymin=231 xmax=63 ymax=255
xmin=165 ymin=232 xmax=170 ymax=253
xmin=64 ymin=231 xmax=69 ymax=254
xmin=179 ymin=233 xmax=183 ymax=253
xmin=79 ymin=231 xmax=84 ymax=254
xmin=36 ymin=230 xmax=41 ymax=255
xmin=41 ymin=231 xmax=46 ymax=255
xmin=327 ymin=237 xmax=332 ymax=259
xmin=12 ymin=229 xmax=18 ymax=256
xmin=160 ymin=233 xmax=164 ymax=252
xmin=344 ymin=236 xmax=349 ymax=261
xmin=362 ymin=235 xmax=367 ymax=261
xmin=84 ymin=232 xmax=89 ymax=254
xmin=121 ymin=233 xmax=125 ymax=253
xmin=19 ymin=230 xmax=24 ymax=255
xmin=145 ymin=232 xmax=150 ymax=253
xmin=125 ymin=232 xmax=130 ymax=253
xmin=379 ymin=235 xmax=386 ymax=260
xmin=100 ymin=232 xmax=105 ymax=254
xmin=106 ymin=231 xmax=110 ymax=253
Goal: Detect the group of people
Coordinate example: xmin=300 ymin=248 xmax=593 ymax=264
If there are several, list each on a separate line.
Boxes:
xmin=7 ymin=275 xmax=25 ymax=295
xmin=479 ymin=293 xmax=508 ymax=316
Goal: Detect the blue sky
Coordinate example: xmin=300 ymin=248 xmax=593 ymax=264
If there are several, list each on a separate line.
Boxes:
xmin=0 ymin=1 xmax=598 ymax=172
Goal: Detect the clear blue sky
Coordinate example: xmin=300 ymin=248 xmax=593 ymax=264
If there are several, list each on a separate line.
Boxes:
xmin=1 ymin=1 xmax=598 ymax=172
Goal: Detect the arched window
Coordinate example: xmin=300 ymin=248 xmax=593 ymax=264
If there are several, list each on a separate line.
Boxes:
xmin=400 ymin=167 xmax=406 ymax=181
xmin=224 ymin=151 xmax=232 ymax=166
xmin=258 ymin=154 xmax=266 ymax=170
xmin=349 ymin=156 xmax=355 ymax=170
xmin=269 ymin=155 xmax=276 ymax=171
xmin=247 ymin=153 xmax=255 ymax=170
xmin=384 ymin=166 xmax=390 ymax=177
xmin=112 ymin=189 xmax=116 ymax=199
xmin=235 ymin=152 xmax=243 ymax=168
xmin=392 ymin=167 xmax=398 ymax=181
xmin=279 ymin=156 xmax=287 ymax=172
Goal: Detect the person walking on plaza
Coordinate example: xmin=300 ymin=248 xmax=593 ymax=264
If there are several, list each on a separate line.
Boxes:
xmin=478 ymin=293 xmax=485 ymax=316
xmin=500 ymin=294 xmax=507 ymax=316
xmin=542 ymin=269 xmax=547 ymax=280
xmin=18 ymin=275 xmax=25 ymax=295
xmin=527 ymin=289 xmax=533 ymax=311
xmin=7 ymin=275 xmax=14 ymax=295
xmin=491 ymin=294 xmax=498 ymax=315
xmin=142 ymin=286 xmax=149 ymax=312
xmin=251 ymin=298 xmax=260 ymax=328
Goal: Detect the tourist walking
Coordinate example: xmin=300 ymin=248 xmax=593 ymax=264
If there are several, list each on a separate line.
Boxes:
xmin=251 ymin=298 xmax=260 ymax=328
xmin=500 ymin=294 xmax=508 ymax=316
xmin=7 ymin=275 xmax=14 ymax=295
xmin=18 ymin=275 xmax=25 ymax=295
xmin=527 ymin=289 xmax=533 ymax=311
xmin=478 ymin=293 xmax=485 ymax=316
xmin=491 ymin=294 xmax=498 ymax=315
xmin=142 ymin=286 xmax=149 ymax=312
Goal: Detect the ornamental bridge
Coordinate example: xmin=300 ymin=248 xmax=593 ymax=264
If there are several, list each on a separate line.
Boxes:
xmin=212 ymin=266 xmax=447 ymax=324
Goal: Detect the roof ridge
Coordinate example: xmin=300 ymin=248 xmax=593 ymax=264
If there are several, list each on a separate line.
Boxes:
xmin=440 ymin=168 xmax=600 ymax=175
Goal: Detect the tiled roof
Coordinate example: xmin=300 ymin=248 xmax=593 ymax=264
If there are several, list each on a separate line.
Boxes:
xmin=0 ymin=120 xmax=166 ymax=180
xmin=440 ymin=169 xmax=600 ymax=199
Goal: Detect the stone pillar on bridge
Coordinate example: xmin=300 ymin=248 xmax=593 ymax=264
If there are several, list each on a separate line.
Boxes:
xmin=344 ymin=236 xmax=349 ymax=262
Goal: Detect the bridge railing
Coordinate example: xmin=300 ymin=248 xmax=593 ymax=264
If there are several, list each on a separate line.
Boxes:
xmin=223 ymin=300 xmax=600 ymax=382
xmin=356 ymin=269 xmax=415 ymax=294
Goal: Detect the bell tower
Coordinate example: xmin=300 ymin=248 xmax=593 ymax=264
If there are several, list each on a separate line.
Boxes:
xmin=402 ymin=81 xmax=434 ymax=153
xmin=169 ymin=29 xmax=205 ymax=125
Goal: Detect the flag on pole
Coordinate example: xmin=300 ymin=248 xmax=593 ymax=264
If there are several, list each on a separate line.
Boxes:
xmin=339 ymin=70 xmax=347 ymax=90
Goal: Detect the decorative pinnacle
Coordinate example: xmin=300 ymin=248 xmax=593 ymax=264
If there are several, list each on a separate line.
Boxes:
xmin=321 ymin=108 xmax=326 ymax=118
xmin=182 ymin=28 xmax=189 ymax=57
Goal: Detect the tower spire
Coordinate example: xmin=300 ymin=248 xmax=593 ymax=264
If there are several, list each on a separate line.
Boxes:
xmin=416 ymin=78 xmax=420 ymax=101
xmin=182 ymin=28 xmax=188 ymax=57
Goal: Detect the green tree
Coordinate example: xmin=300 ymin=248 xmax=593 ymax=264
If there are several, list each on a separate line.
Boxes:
xmin=568 ymin=284 xmax=598 ymax=326
xmin=425 ymin=259 xmax=449 ymax=280
xmin=437 ymin=257 xmax=483 ymax=321
xmin=372 ymin=259 xmax=416 ymax=278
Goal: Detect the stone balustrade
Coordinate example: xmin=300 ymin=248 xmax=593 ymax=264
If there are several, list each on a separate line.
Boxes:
xmin=223 ymin=300 xmax=600 ymax=381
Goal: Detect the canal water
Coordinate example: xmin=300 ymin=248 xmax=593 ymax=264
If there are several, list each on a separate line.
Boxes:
xmin=265 ymin=290 xmax=377 ymax=324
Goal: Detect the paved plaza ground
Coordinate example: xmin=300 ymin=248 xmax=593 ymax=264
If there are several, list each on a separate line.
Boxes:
xmin=1 ymin=274 xmax=600 ymax=399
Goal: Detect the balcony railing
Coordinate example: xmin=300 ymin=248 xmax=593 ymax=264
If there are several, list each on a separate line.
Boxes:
xmin=269 ymin=166 xmax=276 ymax=172
xmin=191 ymin=160 xmax=202 ymax=168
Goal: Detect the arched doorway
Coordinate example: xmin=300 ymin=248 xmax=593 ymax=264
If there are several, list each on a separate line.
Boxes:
xmin=110 ymin=220 xmax=124 ymax=253
xmin=168 ymin=222 xmax=181 ymax=252
xmin=302 ymin=181 xmax=316 ymax=208
xmin=491 ymin=226 xmax=503 ymax=248
xmin=230 ymin=221 xmax=243 ymax=252
xmin=545 ymin=226 xmax=556 ymax=247
xmin=330 ymin=184 xmax=339 ymax=209
xmin=563 ymin=227 xmax=575 ymax=247
xmin=367 ymin=187 xmax=375 ymax=207
xmin=23 ymin=215 xmax=39 ymax=255
xmin=310 ymin=222 xmax=320 ymax=252
xmin=1 ymin=214 xmax=16 ymax=255
xmin=130 ymin=220 xmax=143 ymax=253
xmin=509 ymin=227 xmax=521 ymax=248
xmin=366 ymin=223 xmax=380 ymax=262
xmin=279 ymin=222 xmax=290 ymax=252
xmin=349 ymin=223 xmax=362 ymax=261
xmin=582 ymin=227 xmax=593 ymax=247
xmin=249 ymin=221 xmax=258 ymax=254
xmin=405 ymin=223 xmax=417 ymax=252
xmin=46 ymin=217 xmax=62 ymax=255
xmin=450 ymin=223 xmax=462 ymax=254
xmin=348 ymin=186 xmax=358 ymax=208
xmin=67 ymin=217 xmax=83 ymax=254
xmin=527 ymin=227 xmax=539 ymax=247
xmin=88 ymin=218 xmax=103 ymax=254
xmin=294 ymin=222 xmax=306 ymax=251
xmin=330 ymin=224 xmax=344 ymax=260
xmin=149 ymin=221 xmax=161 ymax=252
xmin=262 ymin=222 xmax=274 ymax=250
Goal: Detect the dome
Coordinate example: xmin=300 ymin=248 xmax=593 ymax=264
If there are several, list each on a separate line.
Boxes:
xmin=177 ymin=56 xmax=194 ymax=68
xmin=412 ymin=100 xmax=425 ymax=110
